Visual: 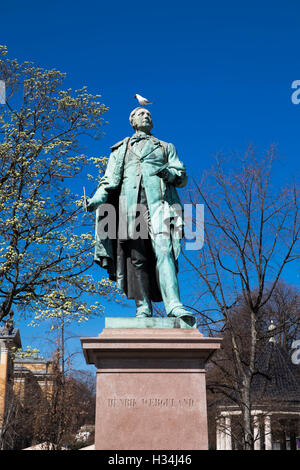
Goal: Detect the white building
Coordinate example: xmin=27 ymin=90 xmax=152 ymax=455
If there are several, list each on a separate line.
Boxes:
xmin=215 ymin=333 xmax=300 ymax=450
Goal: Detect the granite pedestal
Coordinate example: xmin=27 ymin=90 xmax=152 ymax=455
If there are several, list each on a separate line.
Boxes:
xmin=81 ymin=317 xmax=221 ymax=450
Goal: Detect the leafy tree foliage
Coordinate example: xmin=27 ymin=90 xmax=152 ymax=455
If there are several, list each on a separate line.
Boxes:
xmin=0 ymin=45 xmax=117 ymax=324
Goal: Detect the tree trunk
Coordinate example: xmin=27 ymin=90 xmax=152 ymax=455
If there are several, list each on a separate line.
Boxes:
xmin=241 ymin=385 xmax=253 ymax=450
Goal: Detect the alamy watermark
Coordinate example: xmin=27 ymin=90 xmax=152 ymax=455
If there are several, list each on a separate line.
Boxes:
xmin=291 ymin=340 xmax=300 ymax=365
xmin=95 ymin=199 xmax=204 ymax=251
xmin=0 ymin=80 xmax=5 ymax=104
xmin=291 ymin=80 xmax=300 ymax=104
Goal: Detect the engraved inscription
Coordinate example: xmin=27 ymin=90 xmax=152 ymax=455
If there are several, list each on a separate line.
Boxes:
xmin=141 ymin=398 xmax=176 ymax=407
xmin=108 ymin=398 xmax=137 ymax=408
xmin=107 ymin=397 xmax=194 ymax=408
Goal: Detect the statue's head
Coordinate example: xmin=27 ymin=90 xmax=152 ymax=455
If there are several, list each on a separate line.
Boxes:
xmin=129 ymin=107 xmax=153 ymax=133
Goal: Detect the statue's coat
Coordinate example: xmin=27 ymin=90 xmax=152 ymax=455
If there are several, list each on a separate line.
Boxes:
xmin=91 ymin=135 xmax=187 ymax=298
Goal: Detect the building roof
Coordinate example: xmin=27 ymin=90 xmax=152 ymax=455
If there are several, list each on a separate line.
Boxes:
xmin=14 ymin=355 xmax=50 ymax=364
xmin=0 ymin=326 xmax=22 ymax=348
xmin=251 ymin=341 xmax=300 ymax=404
xmin=214 ymin=334 xmax=300 ymax=411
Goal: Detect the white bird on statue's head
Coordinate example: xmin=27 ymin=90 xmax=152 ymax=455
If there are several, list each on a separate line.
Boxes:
xmin=134 ymin=93 xmax=154 ymax=106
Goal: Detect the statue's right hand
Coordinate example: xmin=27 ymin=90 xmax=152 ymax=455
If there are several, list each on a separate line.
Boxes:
xmin=86 ymin=197 xmax=98 ymax=212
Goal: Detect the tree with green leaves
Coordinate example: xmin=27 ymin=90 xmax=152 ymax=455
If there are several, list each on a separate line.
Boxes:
xmin=0 ymin=45 xmax=118 ymax=326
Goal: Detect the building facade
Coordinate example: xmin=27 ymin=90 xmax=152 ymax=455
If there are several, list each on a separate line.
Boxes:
xmin=0 ymin=324 xmax=55 ymax=448
xmin=215 ymin=333 xmax=300 ymax=450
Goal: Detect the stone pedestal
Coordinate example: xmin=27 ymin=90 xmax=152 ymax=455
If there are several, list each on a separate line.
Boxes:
xmin=81 ymin=321 xmax=221 ymax=450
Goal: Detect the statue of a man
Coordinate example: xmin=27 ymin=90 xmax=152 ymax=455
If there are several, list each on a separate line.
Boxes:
xmin=87 ymin=107 xmax=194 ymax=323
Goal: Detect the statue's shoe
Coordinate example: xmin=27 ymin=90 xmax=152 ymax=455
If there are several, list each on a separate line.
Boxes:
xmin=168 ymin=307 xmax=195 ymax=319
xmin=136 ymin=311 xmax=152 ymax=318
xmin=168 ymin=308 xmax=196 ymax=327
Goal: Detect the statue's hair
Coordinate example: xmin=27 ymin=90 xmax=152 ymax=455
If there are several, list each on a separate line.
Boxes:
xmin=129 ymin=107 xmax=153 ymax=129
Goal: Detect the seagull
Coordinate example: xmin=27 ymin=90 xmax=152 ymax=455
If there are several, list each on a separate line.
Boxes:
xmin=134 ymin=94 xmax=154 ymax=106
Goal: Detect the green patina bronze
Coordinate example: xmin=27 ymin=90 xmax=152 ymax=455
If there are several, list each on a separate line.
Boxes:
xmin=87 ymin=107 xmax=195 ymax=328
xmin=105 ymin=316 xmax=196 ymax=329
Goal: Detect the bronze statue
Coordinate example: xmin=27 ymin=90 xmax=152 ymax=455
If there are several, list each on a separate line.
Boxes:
xmin=87 ymin=108 xmax=194 ymax=323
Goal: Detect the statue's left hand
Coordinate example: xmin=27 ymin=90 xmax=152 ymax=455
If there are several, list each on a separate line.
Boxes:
xmin=156 ymin=168 xmax=175 ymax=183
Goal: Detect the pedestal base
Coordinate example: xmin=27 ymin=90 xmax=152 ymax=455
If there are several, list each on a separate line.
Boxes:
xmin=81 ymin=324 xmax=221 ymax=450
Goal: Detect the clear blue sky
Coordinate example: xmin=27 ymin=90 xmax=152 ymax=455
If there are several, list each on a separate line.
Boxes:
xmin=1 ymin=0 xmax=300 ymax=369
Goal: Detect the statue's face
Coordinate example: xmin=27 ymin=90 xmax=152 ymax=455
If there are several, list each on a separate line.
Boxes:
xmin=132 ymin=108 xmax=153 ymax=133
